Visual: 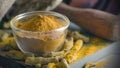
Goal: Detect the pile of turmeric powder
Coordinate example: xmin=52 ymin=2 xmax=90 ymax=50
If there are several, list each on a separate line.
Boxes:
xmin=17 ymin=15 xmax=63 ymax=31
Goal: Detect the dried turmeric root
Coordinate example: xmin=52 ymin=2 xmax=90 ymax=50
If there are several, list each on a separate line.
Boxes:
xmin=6 ymin=50 xmax=24 ymax=60
xmin=61 ymin=59 xmax=70 ymax=68
xmin=0 ymin=30 xmax=9 ymax=41
xmin=47 ymin=63 xmax=56 ymax=68
xmin=25 ymin=56 xmax=60 ymax=66
xmin=61 ymin=37 xmax=74 ymax=51
xmin=46 ymin=59 xmax=69 ymax=68
xmin=68 ymin=30 xmax=89 ymax=43
xmin=65 ymin=39 xmax=83 ymax=64
xmin=0 ymin=37 xmax=18 ymax=50
xmin=35 ymin=63 xmax=42 ymax=68
xmin=44 ymin=51 xmax=66 ymax=57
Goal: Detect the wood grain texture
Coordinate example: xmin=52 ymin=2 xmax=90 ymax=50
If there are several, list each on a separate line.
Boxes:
xmin=0 ymin=0 xmax=15 ymax=21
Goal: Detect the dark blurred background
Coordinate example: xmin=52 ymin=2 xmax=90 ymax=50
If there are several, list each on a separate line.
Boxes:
xmin=0 ymin=0 xmax=120 ymax=28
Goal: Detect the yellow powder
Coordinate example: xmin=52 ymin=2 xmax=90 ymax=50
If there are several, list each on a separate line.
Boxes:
xmin=18 ymin=15 xmax=63 ymax=31
xmin=14 ymin=14 xmax=66 ymax=54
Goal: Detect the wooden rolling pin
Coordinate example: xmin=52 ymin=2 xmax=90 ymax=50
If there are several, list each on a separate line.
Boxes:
xmin=54 ymin=3 xmax=120 ymax=41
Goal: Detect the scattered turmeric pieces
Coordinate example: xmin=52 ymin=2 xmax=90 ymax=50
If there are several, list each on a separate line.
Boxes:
xmin=84 ymin=61 xmax=107 ymax=68
xmin=0 ymin=30 xmax=110 ymax=68
xmin=0 ymin=37 xmax=17 ymax=50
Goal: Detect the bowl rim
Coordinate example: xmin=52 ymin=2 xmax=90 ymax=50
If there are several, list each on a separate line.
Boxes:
xmin=10 ymin=11 xmax=70 ymax=33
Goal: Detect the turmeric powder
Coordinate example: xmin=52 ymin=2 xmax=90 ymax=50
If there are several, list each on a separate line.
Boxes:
xmin=17 ymin=15 xmax=63 ymax=31
xmin=14 ymin=14 xmax=67 ymax=54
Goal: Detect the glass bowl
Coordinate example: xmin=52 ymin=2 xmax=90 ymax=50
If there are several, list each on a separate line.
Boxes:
xmin=10 ymin=11 xmax=70 ymax=55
